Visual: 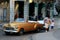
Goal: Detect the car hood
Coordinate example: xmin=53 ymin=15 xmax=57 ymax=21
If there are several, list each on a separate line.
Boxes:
xmin=3 ymin=22 xmax=20 ymax=27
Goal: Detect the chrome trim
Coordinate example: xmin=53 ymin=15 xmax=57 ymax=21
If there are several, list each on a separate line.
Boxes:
xmin=4 ymin=30 xmax=18 ymax=33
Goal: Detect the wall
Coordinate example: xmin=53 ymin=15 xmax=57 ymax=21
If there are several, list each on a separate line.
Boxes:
xmin=0 ymin=2 xmax=10 ymax=22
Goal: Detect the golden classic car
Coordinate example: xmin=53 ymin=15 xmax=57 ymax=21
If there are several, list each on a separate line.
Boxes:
xmin=3 ymin=18 xmax=45 ymax=35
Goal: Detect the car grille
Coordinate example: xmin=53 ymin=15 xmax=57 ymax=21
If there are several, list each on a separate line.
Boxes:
xmin=6 ymin=27 xmax=14 ymax=30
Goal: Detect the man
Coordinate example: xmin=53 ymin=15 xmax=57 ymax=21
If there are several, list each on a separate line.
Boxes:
xmin=44 ymin=17 xmax=51 ymax=32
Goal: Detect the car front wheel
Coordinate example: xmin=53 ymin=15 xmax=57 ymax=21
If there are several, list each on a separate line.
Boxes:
xmin=5 ymin=32 xmax=10 ymax=35
xmin=18 ymin=29 xmax=24 ymax=35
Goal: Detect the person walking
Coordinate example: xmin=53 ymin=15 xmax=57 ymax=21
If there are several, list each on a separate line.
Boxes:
xmin=50 ymin=18 xmax=55 ymax=29
xmin=44 ymin=17 xmax=49 ymax=32
xmin=44 ymin=17 xmax=51 ymax=32
xmin=47 ymin=17 xmax=51 ymax=31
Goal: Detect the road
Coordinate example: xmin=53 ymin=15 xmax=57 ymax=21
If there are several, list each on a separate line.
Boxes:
xmin=0 ymin=17 xmax=60 ymax=40
xmin=0 ymin=29 xmax=60 ymax=40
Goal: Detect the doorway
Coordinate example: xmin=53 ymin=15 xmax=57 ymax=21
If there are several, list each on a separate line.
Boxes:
xmin=38 ymin=2 xmax=44 ymax=20
xmin=29 ymin=2 xmax=35 ymax=20
xmin=14 ymin=1 xmax=24 ymax=20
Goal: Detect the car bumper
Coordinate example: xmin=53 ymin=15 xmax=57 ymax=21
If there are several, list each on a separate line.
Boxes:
xmin=4 ymin=30 xmax=18 ymax=33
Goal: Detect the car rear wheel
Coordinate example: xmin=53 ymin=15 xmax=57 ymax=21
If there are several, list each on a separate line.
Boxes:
xmin=36 ymin=28 xmax=41 ymax=32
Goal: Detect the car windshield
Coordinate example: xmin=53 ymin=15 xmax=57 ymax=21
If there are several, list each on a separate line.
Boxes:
xmin=15 ymin=18 xmax=24 ymax=22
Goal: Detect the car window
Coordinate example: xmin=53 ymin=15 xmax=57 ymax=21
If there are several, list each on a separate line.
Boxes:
xmin=15 ymin=18 xmax=24 ymax=22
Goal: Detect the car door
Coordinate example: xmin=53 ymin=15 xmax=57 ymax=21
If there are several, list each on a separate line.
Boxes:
xmin=22 ymin=22 xmax=32 ymax=32
xmin=27 ymin=22 xmax=36 ymax=31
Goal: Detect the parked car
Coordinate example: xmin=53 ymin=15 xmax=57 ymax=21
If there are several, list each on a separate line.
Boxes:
xmin=3 ymin=18 xmax=45 ymax=35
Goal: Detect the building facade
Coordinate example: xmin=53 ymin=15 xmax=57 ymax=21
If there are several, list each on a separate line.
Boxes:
xmin=0 ymin=0 xmax=55 ymax=22
xmin=0 ymin=0 xmax=10 ymax=23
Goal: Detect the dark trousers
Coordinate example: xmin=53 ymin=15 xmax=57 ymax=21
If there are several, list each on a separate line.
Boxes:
xmin=51 ymin=26 xmax=54 ymax=29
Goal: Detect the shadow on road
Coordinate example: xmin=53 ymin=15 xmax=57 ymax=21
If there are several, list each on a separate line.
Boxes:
xmin=3 ymin=30 xmax=46 ymax=36
xmin=53 ymin=29 xmax=60 ymax=40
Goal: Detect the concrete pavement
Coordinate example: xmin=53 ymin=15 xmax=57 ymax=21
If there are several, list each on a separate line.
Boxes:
xmin=54 ymin=17 xmax=60 ymax=29
xmin=0 ymin=29 xmax=60 ymax=40
xmin=0 ymin=23 xmax=3 ymax=30
xmin=32 ymin=31 xmax=57 ymax=40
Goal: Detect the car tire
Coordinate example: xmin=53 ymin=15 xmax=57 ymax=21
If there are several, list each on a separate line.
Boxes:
xmin=5 ymin=32 xmax=10 ymax=35
xmin=18 ymin=29 xmax=24 ymax=35
xmin=36 ymin=28 xmax=41 ymax=32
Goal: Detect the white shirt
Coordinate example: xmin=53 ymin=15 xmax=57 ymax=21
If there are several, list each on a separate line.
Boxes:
xmin=50 ymin=22 xmax=54 ymax=26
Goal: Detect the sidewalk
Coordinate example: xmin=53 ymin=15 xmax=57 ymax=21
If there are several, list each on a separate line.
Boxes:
xmin=0 ymin=23 xmax=7 ymax=30
xmin=54 ymin=17 xmax=60 ymax=29
xmin=0 ymin=23 xmax=3 ymax=30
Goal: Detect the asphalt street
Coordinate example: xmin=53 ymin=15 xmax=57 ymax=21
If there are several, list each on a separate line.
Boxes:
xmin=0 ymin=17 xmax=60 ymax=40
